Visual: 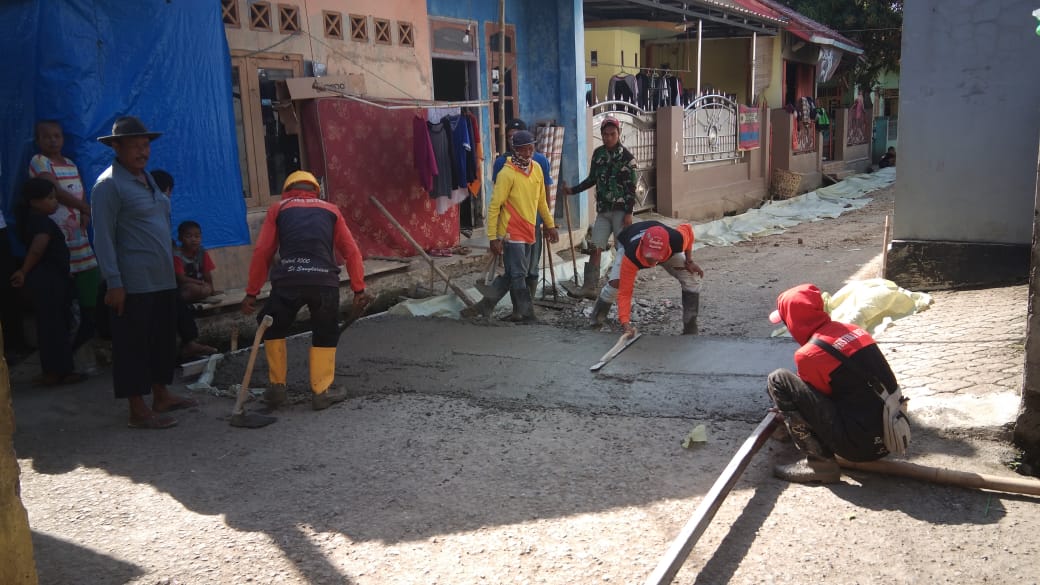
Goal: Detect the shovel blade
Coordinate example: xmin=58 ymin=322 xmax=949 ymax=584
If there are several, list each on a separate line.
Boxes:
xmin=229 ymin=411 xmax=278 ymax=428
xmin=560 ymin=280 xmax=585 ymax=299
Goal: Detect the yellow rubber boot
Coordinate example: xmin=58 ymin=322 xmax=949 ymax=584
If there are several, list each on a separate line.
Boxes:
xmin=263 ymin=338 xmax=288 ymax=407
xmin=310 ymin=346 xmax=346 ymax=410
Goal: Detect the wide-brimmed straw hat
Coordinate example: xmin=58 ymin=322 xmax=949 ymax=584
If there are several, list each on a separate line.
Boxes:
xmin=97 ymin=116 xmax=162 ymax=146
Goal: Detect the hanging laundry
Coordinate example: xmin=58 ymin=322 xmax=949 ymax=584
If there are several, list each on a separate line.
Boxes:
xmin=607 ymin=73 xmax=637 ymax=102
xmin=666 ymin=75 xmax=682 ymax=107
xmin=438 ymin=114 xmax=475 ymax=215
xmin=413 ymin=115 xmax=437 ymax=193
xmin=635 ymin=70 xmax=651 ymax=109
xmin=443 ymin=114 xmax=473 ymax=190
xmin=464 ymin=111 xmax=483 ymax=196
xmin=427 ymin=120 xmax=454 ymax=199
xmin=427 ymin=106 xmax=461 ymax=123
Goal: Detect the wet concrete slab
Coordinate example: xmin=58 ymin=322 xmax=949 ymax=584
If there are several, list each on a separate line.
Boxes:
xmin=338 ymin=316 xmax=793 ymax=421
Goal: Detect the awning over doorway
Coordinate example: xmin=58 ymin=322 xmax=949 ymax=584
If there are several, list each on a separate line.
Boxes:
xmin=583 ymin=0 xmax=785 ymax=36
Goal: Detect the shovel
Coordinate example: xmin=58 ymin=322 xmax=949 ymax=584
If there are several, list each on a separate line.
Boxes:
xmin=229 ymin=315 xmax=277 ymax=428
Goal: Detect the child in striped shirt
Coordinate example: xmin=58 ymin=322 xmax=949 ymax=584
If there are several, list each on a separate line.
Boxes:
xmin=30 ymin=120 xmax=101 ymax=368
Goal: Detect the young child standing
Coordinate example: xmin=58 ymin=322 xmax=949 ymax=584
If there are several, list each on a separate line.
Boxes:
xmin=29 ymin=120 xmax=101 ymax=368
xmin=10 ymin=178 xmax=86 ymax=385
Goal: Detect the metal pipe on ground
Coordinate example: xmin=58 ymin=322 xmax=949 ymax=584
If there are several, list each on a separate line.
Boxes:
xmin=645 ymin=412 xmax=779 ymax=585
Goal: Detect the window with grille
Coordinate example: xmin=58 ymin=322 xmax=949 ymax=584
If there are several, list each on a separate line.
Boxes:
xmin=349 ymin=15 xmax=368 ymax=42
xmin=278 ymin=4 xmax=300 ymax=34
xmin=249 ymin=2 xmax=272 ymax=31
xmin=221 ymin=0 xmax=240 ymax=27
xmin=398 ymin=21 xmax=414 ymax=48
xmin=323 ymin=11 xmax=343 ymax=39
xmin=374 ymin=18 xmax=391 ymax=45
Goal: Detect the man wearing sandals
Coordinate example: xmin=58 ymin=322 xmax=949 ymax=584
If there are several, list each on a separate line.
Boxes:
xmin=92 ymin=117 xmax=197 ymax=429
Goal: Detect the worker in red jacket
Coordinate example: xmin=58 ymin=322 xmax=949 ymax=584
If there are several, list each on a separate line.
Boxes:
xmin=767 ymin=283 xmax=899 ymax=483
xmin=590 ymin=220 xmax=704 ymax=335
xmin=241 ymin=171 xmax=371 ymax=410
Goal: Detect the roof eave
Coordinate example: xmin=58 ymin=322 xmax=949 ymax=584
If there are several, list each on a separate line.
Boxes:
xmin=810 ymin=35 xmax=863 ymax=56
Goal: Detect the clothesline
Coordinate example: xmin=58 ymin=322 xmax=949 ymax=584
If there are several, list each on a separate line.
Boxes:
xmin=593 ymin=62 xmax=692 ymax=73
xmin=311 ymin=83 xmax=496 ymax=110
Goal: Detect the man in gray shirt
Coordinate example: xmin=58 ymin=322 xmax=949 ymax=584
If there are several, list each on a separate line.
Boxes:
xmin=93 ymin=116 xmax=196 ymax=429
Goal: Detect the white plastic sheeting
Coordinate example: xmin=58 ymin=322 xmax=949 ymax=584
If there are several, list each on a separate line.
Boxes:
xmin=694 ymin=167 xmax=896 ymax=249
xmin=395 ymin=168 xmax=897 ymax=320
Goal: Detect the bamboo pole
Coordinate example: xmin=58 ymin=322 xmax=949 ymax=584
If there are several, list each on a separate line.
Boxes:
xmin=498 ymin=0 xmax=506 ymax=155
xmin=368 ymin=196 xmax=477 ymax=307
xmin=838 ymin=458 xmax=1040 ymax=497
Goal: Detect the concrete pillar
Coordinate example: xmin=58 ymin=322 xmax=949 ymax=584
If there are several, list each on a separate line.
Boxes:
xmin=1014 ymin=140 xmax=1040 ymax=468
xmin=832 ymin=108 xmax=849 ymax=162
xmin=655 ymin=106 xmax=683 ymax=218
xmin=0 ymin=331 xmax=39 ymax=584
xmin=769 ymin=108 xmax=793 ymax=172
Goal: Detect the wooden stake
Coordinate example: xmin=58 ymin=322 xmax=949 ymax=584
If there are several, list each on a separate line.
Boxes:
xmin=229 ymin=325 xmax=239 ymax=352
xmin=369 ymin=196 xmax=477 ymax=307
xmin=560 ymin=182 xmax=580 ymax=286
xmin=880 ymin=214 xmax=890 ymax=278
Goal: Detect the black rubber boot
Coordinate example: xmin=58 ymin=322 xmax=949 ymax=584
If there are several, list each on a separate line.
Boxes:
xmin=579 ymin=262 xmax=600 ymax=299
xmin=263 ymin=383 xmax=287 ymax=408
xmin=681 ymin=290 xmax=700 ymax=335
xmin=526 ymin=276 xmax=538 ymax=300
xmin=463 ymin=274 xmax=509 ymax=320
xmin=474 ymin=278 xmax=496 ymax=300
xmin=589 ymin=298 xmax=612 ymax=328
xmin=500 ymin=289 xmax=521 ymax=321
xmin=513 ymin=287 xmax=537 ymax=323
xmin=312 ymin=387 xmax=349 ymax=411
xmin=773 ymin=410 xmax=840 ymax=483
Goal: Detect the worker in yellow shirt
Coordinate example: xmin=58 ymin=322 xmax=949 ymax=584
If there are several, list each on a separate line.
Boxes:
xmin=464 ymin=130 xmax=559 ymax=322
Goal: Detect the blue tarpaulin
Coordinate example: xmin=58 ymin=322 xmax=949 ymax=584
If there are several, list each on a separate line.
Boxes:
xmin=0 ymin=0 xmax=249 ymax=249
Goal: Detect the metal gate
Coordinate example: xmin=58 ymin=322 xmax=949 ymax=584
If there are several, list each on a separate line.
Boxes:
xmin=589 ymin=100 xmax=657 ymax=211
xmin=682 ymin=92 xmax=741 ymax=164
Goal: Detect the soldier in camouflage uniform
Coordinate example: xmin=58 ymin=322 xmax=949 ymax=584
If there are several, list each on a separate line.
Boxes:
xmin=563 ymin=116 xmax=638 ymax=299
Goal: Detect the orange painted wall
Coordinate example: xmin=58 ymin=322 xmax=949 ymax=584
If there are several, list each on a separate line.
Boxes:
xmin=224 ymin=0 xmax=433 ymax=100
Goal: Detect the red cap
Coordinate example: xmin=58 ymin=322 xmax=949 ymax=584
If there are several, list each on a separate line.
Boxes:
xmin=639 ymin=226 xmax=671 ymax=261
xmin=600 ymin=116 xmax=621 ymax=131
